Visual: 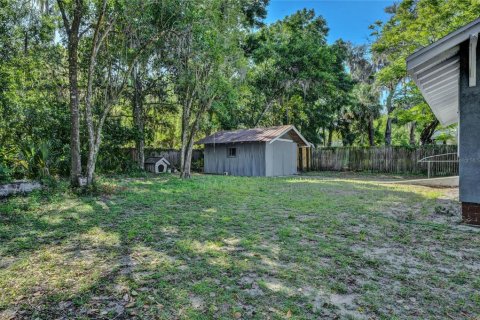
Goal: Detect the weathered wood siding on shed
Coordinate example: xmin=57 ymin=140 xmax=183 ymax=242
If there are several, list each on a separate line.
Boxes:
xmin=204 ymin=142 xmax=266 ymax=176
xmin=265 ymin=140 xmax=298 ymax=176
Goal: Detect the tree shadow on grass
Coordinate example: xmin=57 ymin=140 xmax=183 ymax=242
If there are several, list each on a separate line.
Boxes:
xmin=1 ymin=176 xmax=479 ymax=319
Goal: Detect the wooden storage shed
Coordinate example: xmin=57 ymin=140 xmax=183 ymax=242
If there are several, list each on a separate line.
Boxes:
xmin=196 ymin=125 xmax=310 ymax=177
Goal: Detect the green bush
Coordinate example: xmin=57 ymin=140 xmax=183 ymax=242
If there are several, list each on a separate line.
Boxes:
xmin=16 ymin=141 xmax=57 ymax=180
xmin=0 ymin=164 xmax=12 ymax=183
xmin=191 ymin=158 xmax=204 ymax=172
xmin=0 ymin=141 xmax=58 ymax=181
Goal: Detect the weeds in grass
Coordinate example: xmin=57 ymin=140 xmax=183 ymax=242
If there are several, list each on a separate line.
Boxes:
xmin=0 ymin=173 xmax=478 ymax=319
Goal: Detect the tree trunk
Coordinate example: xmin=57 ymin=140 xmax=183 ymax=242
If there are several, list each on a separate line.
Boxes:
xmin=205 ymin=110 xmax=214 ymax=136
xmin=181 ymin=137 xmax=195 ymax=179
xmin=327 ymin=129 xmax=333 ymax=147
xmin=322 ymin=128 xmax=326 ymax=147
xmin=285 ymin=102 xmax=289 ymax=125
xmin=59 ymin=0 xmax=151 ymax=186
xmin=180 ymin=120 xmax=197 ymax=179
xmin=384 ymin=87 xmax=395 ymax=146
xmin=62 ymin=4 xmax=83 ymax=188
xmin=180 ymin=90 xmax=194 ymax=176
xmin=68 ymin=36 xmax=82 ymax=186
xmin=409 ymin=121 xmax=416 ymax=146
xmin=254 ymin=100 xmax=272 ymax=126
xmin=181 ymin=109 xmax=204 ymax=179
xmin=368 ymin=117 xmax=375 ymax=146
xmin=180 ymin=97 xmax=214 ymax=178
xmin=384 ymin=117 xmax=392 ymax=146
xmin=180 ymin=105 xmax=189 ymax=175
xmin=82 ymin=28 xmax=155 ymax=185
xmin=86 ymin=109 xmax=110 ymax=185
xmin=132 ymin=69 xmax=145 ymax=169
xmin=86 ymin=144 xmax=98 ymax=185
xmin=420 ymin=119 xmax=439 ymax=145
xmin=84 ymin=0 xmax=113 ymax=186
xmin=24 ymin=31 xmax=28 ymax=54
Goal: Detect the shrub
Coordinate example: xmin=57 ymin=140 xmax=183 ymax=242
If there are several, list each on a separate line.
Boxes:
xmin=0 ymin=164 xmax=12 ymax=183
xmin=192 ymin=158 xmax=204 ymax=172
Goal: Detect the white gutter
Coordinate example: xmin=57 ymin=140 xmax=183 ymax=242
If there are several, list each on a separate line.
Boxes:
xmin=470 ymin=33 xmax=478 ymax=87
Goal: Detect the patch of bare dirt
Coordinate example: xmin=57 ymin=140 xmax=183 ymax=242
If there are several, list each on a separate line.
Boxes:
xmin=238 ymin=273 xmax=265 ymax=298
xmin=300 ymin=285 xmax=365 ymax=319
xmin=189 ymin=295 xmax=205 ymax=310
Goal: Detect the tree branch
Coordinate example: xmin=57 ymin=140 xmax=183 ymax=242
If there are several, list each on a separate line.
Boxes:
xmin=56 ymin=0 xmax=71 ymax=35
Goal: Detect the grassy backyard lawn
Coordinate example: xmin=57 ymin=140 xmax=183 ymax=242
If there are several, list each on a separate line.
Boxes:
xmin=0 ymin=173 xmax=479 ymax=319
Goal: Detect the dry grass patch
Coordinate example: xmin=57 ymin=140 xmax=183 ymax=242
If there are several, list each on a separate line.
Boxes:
xmin=0 ymin=173 xmax=479 ymax=319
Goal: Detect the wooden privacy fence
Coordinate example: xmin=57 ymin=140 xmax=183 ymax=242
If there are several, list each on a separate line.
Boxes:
xmin=127 ymin=148 xmax=204 ymax=169
xmin=311 ymin=145 xmax=458 ymax=176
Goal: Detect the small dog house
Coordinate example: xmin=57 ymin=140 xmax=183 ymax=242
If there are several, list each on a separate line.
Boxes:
xmin=145 ymin=157 xmax=171 ymax=174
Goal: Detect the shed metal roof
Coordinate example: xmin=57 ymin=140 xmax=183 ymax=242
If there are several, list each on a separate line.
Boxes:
xmin=407 ymin=17 xmax=480 ymax=126
xmin=196 ymin=125 xmax=310 ymax=147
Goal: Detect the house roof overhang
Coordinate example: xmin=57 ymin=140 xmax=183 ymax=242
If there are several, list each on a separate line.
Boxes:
xmin=407 ymin=18 xmax=480 ymax=126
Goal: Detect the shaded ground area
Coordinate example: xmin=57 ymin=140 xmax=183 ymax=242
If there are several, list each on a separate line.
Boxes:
xmin=300 ymin=171 xmax=429 ymax=181
xmin=0 ymin=172 xmax=479 ymax=319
